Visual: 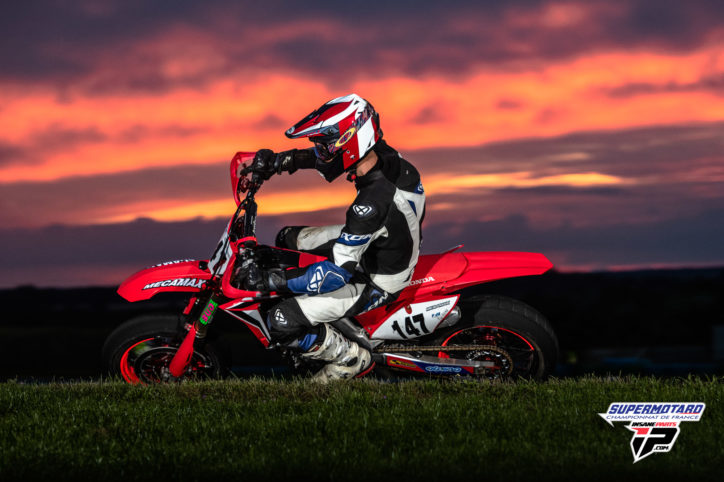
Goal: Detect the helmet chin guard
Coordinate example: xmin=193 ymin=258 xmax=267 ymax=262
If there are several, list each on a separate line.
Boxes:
xmin=285 ymin=93 xmax=382 ymax=182
xmin=315 ymin=151 xmax=346 ymax=182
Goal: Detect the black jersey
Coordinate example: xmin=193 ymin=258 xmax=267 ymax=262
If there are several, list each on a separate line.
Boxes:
xmin=280 ymin=141 xmax=425 ymax=295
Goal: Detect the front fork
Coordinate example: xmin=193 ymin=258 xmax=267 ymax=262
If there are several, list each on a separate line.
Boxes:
xmin=168 ymin=243 xmax=254 ymax=378
xmin=168 ymin=294 xmax=221 ymax=378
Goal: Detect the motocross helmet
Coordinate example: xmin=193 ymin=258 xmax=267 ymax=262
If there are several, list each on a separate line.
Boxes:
xmin=285 ymin=94 xmax=382 ymax=182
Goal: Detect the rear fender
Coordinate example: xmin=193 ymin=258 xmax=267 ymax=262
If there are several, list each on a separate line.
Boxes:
xmin=442 ymin=251 xmax=553 ymax=293
xmin=117 ymin=260 xmax=212 ymax=302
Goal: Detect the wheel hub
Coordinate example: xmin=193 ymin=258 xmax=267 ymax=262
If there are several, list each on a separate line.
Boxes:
xmin=125 ymin=338 xmax=215 ymax=384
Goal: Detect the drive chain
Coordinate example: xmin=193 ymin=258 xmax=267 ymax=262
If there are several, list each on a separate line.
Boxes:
xmin=375 ymin=344 xmax=502 ymax=353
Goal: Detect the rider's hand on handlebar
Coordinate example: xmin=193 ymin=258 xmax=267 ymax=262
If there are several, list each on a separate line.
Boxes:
xmin=232 ymin=257 xmax=267 ymax=291
xmin=251 ymin=149 xmax=277 ymax=181
xmin=273 ymin=149 xmax=299 ymax=175
xmin=232 ymin=255 xmax=289 ymax=293
xmin=252 ymin=149 xmax=304 ymax=180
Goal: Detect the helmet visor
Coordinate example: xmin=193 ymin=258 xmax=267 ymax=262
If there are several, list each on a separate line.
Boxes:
xmin=311 ymin=134 xmax=339 ymax=162
xmin=313 ymin=141 xmax=335 ymax=161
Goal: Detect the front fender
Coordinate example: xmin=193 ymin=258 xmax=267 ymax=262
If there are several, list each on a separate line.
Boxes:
xmin=117 ymin=260 xmax=212 ymax=302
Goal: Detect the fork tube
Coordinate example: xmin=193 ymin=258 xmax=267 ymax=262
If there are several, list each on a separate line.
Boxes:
xmin=168 ymin=295 xmax=220 ymax=378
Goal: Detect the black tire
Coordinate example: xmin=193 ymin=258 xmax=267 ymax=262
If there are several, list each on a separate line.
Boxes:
xmin=434 ymin=295 xmax=559 ymax=379
xmin=102 ymin=314 xmax=224 ymax=384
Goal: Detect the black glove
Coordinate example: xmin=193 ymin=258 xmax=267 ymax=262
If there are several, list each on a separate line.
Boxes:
xmin=232 ymin=257 xmax=288 ymax=292
xmin=253 ymin=148 xmax=317 ymax=179
xmin=273 ymin=149 xmax=298 ymax=175
xmin=251 ymin=149 xmax=277 ymax=180
xmin=274 ymin=148 xmax=316 ymax=174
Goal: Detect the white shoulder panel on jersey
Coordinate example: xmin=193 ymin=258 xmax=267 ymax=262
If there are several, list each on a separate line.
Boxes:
xmin=369 ymin=187 xmax=425 ymax=293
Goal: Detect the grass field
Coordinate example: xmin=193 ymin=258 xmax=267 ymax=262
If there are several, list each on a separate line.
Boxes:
xmin=0 ymin=376 xmax=721 ymax=481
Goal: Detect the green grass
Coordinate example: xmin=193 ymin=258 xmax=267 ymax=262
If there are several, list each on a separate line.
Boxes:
xmin=0 ymin=377 xmax=721 ymax=481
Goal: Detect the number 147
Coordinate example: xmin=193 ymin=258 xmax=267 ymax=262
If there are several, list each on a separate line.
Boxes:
xmin=391 ymin=314 xmax=429 ymax=338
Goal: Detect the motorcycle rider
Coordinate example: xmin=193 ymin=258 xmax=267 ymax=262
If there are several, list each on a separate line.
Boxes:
xmin=236 ymin=93 xmax=425 ymax=382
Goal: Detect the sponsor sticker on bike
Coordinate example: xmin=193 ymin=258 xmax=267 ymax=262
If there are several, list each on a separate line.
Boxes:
xmin=387 ymin=358 xmax=419 ymax=370
xmin=424 ymin=365 xmax=462 ymax=374
xmin=199 ymin=299 xmax=219 ymax=325
xmin=150 ymin=259 xmax=195 ymax=268
xmin=142 ymin=278 xmax=205 ymax=290
xmin=409 ymin=276 xmax=435 ymax=286
xmin=598 ymin=402 xmax=705 ymax=463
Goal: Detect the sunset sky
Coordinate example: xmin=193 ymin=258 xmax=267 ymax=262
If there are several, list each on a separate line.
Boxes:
xmin=2 ymin=0 xmax=724 ymax=287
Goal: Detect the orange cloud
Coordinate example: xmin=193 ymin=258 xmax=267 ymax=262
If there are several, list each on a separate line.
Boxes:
xmin=89 ymin=170 xmax=626 ymax=226
xmin=425 ymin=171 xmax=630 ymax=193
xmin=2 ymin=41 xmax=724 ymax=193
xmin=96 ymin=184 xmax=354 ymax=225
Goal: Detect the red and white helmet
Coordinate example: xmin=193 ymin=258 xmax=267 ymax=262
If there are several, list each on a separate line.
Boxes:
xmin=285 ymin=94 xmax=382 ymax=182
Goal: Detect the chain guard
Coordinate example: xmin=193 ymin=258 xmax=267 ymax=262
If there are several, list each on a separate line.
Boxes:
xmin=376 ymin=344 xmax=514 ymax=377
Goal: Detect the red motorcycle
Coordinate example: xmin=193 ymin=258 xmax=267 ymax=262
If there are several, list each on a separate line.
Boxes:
xmin=103 ymin=152 xmax=559 ymax=383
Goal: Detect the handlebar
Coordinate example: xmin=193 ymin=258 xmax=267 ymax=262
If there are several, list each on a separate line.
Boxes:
xmin=236 ymin=163 xmax=264 ymax=196
xmin=239 ymin=163 xmax=253 ymax=177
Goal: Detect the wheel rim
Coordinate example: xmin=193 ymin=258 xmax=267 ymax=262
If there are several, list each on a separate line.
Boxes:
xmin=119 ymin=335 xmax=216 ymax=384
xmin=439 ymin=325 xmax=538 ymax=378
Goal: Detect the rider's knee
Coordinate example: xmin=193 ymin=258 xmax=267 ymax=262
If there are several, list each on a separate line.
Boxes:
xmin=275 ymin=226 xmax=306 ymax=249
xmin=267 ymin=298 xmax=312 ymax=340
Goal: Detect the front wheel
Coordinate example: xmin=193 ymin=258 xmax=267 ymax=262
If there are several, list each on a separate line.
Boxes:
xmin=102 ymin=314 xmax=223 ymax=384
xmin=434 ymin=295 xmax=559 ymax=379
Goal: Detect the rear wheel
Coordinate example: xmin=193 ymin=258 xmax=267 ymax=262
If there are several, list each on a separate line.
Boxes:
xmin=102 ymin=314 xmax=223 ymax=384
xmin=434 ymin=295 xmax=559 ymax=379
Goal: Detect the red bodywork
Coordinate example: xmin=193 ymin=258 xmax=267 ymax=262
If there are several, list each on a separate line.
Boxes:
xmin=354 ymin=250 xmax=552 ymax=334
xmin=118 ymin=250 xmax=552 ymax=344
xmin=118 ymin=261 xmax=214 ymax=302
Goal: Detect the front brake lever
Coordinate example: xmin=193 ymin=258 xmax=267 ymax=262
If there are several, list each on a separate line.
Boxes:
xmin=240 ymin=162 xmax=253 ymax=176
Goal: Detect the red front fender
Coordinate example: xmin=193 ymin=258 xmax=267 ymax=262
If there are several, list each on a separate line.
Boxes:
xmin=117 ymin=260 xmax=212 ymax=302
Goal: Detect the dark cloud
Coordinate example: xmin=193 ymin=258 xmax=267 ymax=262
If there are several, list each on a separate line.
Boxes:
xmin=496 ymin=186 xmax=628 ymax=196
xmin=0 ymin=206 xmax=345 ymax=287
xmin=0 ymin=142 xmax=26 ymax=167
xmin=255 ymin=115 xmax=288 ymax=130
xmin=496 ymin=99 xmax=525 ymax=110
xmin=410 ymin=121 xmax=724 ymax=179
xmin=35 ymin=125 xmax=106 ymax=149
xmin=408 ymin=104 xmax=450 ymax=125
xmin=0 ymin=162 xmax=229 ymax=227
xmin=0 ymin=160 xmax=332 ymax=227
xmin=605 ymin=74 xmax=724 ymax=98
xmin=420 ymin=180 xmax=723 ymax=240
xmin=3 ymin=206 xmax=724 ymax=288
xmin=0 ymin=0 xmax=200 ymax=79
xmin=118 ymin=124 xmax=208 ymax=143
xmin=0 ymin=125 xmax=106 ymax=167
xmin=423 ymin=209 xmax=724 ymax=269
xmin=2 ymin=1 xmax=724 ymax=93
